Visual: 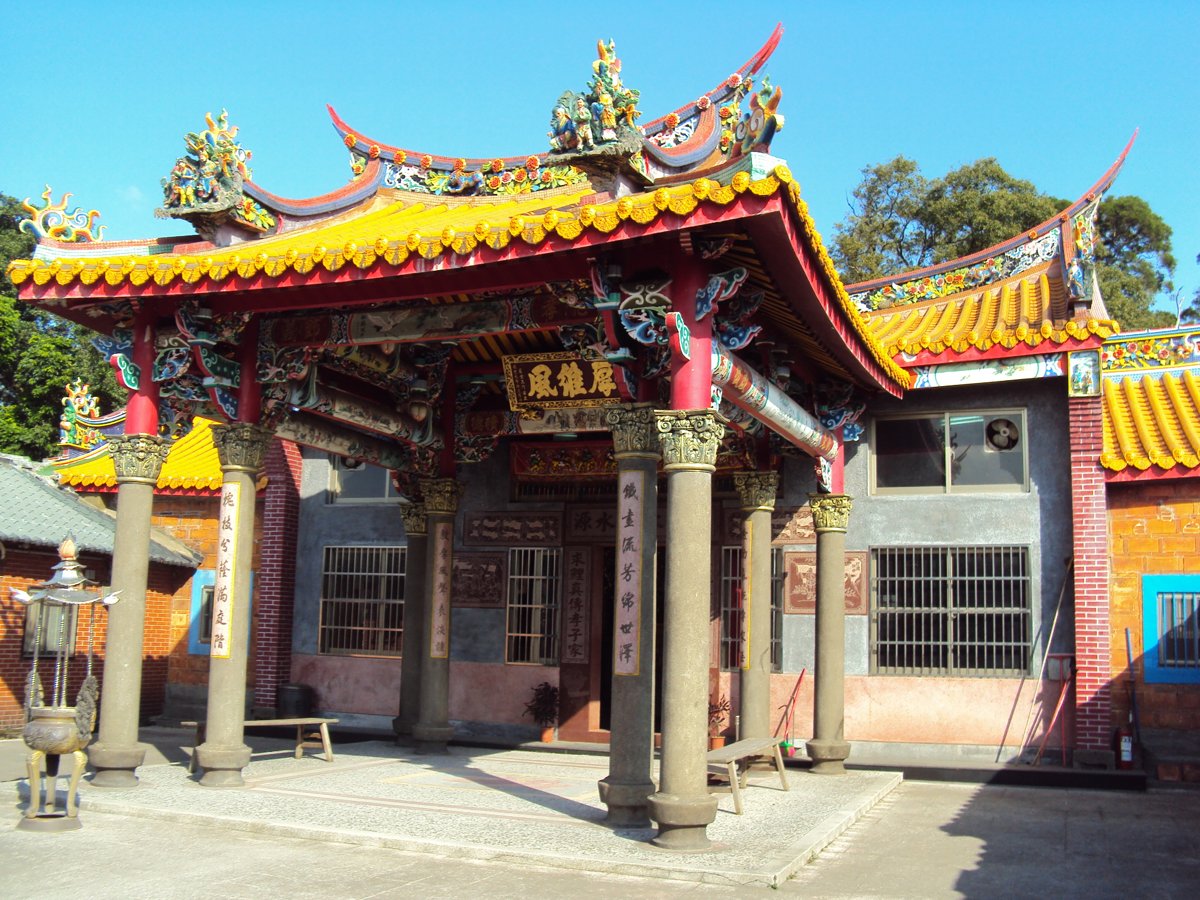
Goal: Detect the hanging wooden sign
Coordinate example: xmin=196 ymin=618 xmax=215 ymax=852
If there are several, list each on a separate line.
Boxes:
xmin=502 ymin=352 xmax=620 ymax=412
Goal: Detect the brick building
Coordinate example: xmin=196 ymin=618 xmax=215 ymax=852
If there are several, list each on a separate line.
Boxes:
xmin=0 ymin=454 xmax=198 ymax=732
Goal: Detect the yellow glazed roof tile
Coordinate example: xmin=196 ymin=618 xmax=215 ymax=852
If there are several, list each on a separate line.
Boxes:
xmin=9 ymin=168 xmax=911 ymax=391
xmin=861 ymin=261 xmax=1118 ymax=359
xmin=53 ymin=417 xmax=251 ymax=491
xmin=1101 ymin=370 xmax=1200 ymax=473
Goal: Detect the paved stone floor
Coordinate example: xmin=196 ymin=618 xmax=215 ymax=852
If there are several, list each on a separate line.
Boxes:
xmin=3 ymin=732 xmax=1199 ymax=898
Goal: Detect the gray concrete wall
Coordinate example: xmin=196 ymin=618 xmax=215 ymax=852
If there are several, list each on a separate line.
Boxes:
xmin=842 ymin=378 xmax=1074 ymax=672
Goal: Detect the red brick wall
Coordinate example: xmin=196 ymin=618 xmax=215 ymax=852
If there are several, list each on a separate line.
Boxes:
xmin=1 ymin=547 xmax=183 ymax=734
xmin=1108 ymin=478 xmax=1200 ymax=730
xmin=1069 ymin=395 xmax=1112 ymax=751
xmin=149 ymin=492 xmax=264 ymax=693
xmin=253 ymin=440 xmax=301 ymax=709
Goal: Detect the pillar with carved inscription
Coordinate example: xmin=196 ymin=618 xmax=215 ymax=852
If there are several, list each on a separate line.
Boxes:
xmin=647 ymin=409 xmax=723 ymax=850
xmin=806 ymin=493 xmax=853 ymax=774
xmin=196 ymin=423 xmax=272 ymax=787
xmin=88 ymin=435 xmax=170 ymax=788
xmin=734 ymin=471 xmax=778 ymax=740
xmin=393 ymin=502 xmax=427 ymax=741
xmin=413 ymin=479 xmax=458 ymax=754
xmin=597 ymin=404 xmax=659 ymax=826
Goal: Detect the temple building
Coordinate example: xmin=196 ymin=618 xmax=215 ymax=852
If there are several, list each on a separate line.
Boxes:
xmin=10 ymin=25 xmax=1195 ymax=847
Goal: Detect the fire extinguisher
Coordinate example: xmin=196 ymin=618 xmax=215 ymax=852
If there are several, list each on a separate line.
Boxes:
xmin=1115 ymin=717 xmax=1134 ymax=770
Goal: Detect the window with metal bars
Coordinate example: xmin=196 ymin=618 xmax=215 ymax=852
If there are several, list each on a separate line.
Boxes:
xmin=318 ymin=545 xmax=406 ymax=657
xmin=870 ymin=545 xmax=1031 ymax=676
xmin=719 ymin=546 xmax=784 ymax=673
xmin=506 ymin=548 xmax=561 ymax=665
xmin=1142 ymin=575 xmax=1200 ymax=684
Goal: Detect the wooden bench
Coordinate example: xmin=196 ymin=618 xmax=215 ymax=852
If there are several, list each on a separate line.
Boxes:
xmin=183 ymin=718 xmax=338 ymax=773
xmin=707 ymin=736 xmax=790 ymax=815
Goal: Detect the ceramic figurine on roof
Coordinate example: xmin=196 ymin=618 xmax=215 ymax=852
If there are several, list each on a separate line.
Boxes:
xmin=547 ymin=39 xmax=645 ymax=189
xmin=157 ymin=109 xmax=275 ymax=240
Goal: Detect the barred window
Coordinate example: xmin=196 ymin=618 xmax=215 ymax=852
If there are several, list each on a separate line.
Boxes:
xmin=507 ymin=548 xmax=561 ymax=665
xmin=871 ymin=546 xmax=1031 ymax=676
xmin=318 ymin=545 xmax=406 ymax=657
xmin=871 ymin=410 xmax=1027 ymax=494
xmin=1142 ymin=576 xmax=1200 ymax=684
xmin=719 ymin=546 xmax=784 ymax=673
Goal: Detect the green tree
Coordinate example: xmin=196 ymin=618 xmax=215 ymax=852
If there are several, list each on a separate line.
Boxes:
xmin=0 ymin=191 xmax=123 ymax=460
xmin=832 ymin=157 xmax=1176 ymax=331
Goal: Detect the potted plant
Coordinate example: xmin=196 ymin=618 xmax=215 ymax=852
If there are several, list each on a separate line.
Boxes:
xmin=524 ymin=681 xmax=560 ymax=743
xmin=708 ymin=694 xmax=730 ymax=750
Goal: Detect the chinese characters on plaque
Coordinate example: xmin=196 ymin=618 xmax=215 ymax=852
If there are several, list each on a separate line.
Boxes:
xmin=502 ymin=352 xmax=618 ymax=413
xmin=614 ymin=470 xmax=644 ymax=676
xmin=431 ymin=522 xmax=453 ymax=658
xmin=209 ymin=482 xmax=240 ymax=660
xmin=562 ymin=548 xmax=590 ymax=663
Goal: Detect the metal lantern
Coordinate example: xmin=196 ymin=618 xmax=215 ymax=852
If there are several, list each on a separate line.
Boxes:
xmin=11 ymin=536 xmax=119 ymax=831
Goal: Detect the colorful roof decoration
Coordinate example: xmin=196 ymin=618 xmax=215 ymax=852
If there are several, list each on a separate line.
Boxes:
xmin=846 ymin=133 xmax=1136 ymax=314
xmin=20 ymin=186 xmax=105 ymax=243
xmin=53 ymin=416 xmax=263 ymax=493
xmin=1101 ymin=327 xmax=1200 ymax=478
xmin=861 ymin=260 xmax=1119 ymax=363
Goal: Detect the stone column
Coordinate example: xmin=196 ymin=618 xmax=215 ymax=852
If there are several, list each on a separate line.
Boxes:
xmin=733 ymin=471 xmax=778 ymax=740
xmin=412 ymin=478 xmax=458 ymax=754
xmin=648 ymin=409 xmax=723 ymax=851
xmin=393 ymin=502 xmax=427 ymax=741
xmin=89 ymin=435 xmax=170 ymax=788
xmin=197 ymin=423 xmax=272 ymax=787
xmin=806 ymin=493 xmax=853 ymax=774
xmin=597 ymin=404 xmax=659 ymax=826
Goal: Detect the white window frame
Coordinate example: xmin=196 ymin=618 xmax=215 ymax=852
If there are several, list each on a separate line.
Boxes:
xmin=870 ymin=409 xmax=1029 ymax=495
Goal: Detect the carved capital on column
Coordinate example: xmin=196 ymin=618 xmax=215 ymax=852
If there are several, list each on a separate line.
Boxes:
xmin=606 ymin=403 xmax=661 ymax=460
xmin=212 ymin=423 xmax=273 ymax=473
xmin=734 ymin=471 xmax=779 ymax=512
xmin=809 ymin=493 xmax=853 ymax=533
xmin=654 ymin=409 xmax=725 ymax=471
xmin=108 ymin=434 xmax=170 ymax=484
xmin=401 ymin=502 xmax=428 ymax=536
xmin=418 ymin=478 xmax=460 ymax=516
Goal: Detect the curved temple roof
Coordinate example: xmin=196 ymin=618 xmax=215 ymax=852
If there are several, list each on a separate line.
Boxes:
xmin=855 ymin=135 xmax=1135 ymax=364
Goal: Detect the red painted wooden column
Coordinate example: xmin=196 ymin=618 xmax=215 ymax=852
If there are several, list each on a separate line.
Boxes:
xmin=1069 ymin=394 xmax=1113 ymax=760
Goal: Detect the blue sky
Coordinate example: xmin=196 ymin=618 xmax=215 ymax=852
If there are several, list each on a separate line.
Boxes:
xmin=4 ymin=1 xmax=1196 ymax=311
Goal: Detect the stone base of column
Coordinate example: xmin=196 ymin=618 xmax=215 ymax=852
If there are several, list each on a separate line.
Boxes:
xmin=598 ymin=777 xmax=656 ymax=827
xmin=806 ymin=738 xmax=851 ymax=775
xmin=648 ymin=791 xmax=718 ymax=850
xmin=412 ymin=723 xmax=454 ymax=754
xmin=87 ymin=743 xmax=148 ymax=788
xmin=196 ymin=742 xmax=252 ymax=787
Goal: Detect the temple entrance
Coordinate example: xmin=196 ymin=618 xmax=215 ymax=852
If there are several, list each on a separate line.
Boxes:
xmin=598 ymin=545 xmax=665 ymax=733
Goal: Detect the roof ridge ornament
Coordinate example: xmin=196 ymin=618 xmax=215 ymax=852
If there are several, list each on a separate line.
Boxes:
xmin=157 ymin=109 xmax=276 ymax=241
xmin=546 ymin=39 xmax=645 ymax=192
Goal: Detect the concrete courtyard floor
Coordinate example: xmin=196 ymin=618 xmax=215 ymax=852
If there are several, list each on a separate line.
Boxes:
xmin=3 ymin=728 xmax=1200 ymax=897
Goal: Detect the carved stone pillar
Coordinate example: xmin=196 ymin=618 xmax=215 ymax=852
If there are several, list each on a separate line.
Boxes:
xmin=89 ymin=434 xmax=170 ymax=788
xmin=733 ymin=471 xmax=778 ymax=740
xmin=197 ymin=423 xmax=272 ymax=787
xmin=393 ymin=502 xmax=427 ymax=741
xmin=806 ymin=493 xmax=853 ymax=774
xmin=597 ymin=404 xmax=660 ymax=827
xmin=413 ymin=478 xmax=459 ymax=754
xmin=647 ymin=409 xmax=723 ymax=851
